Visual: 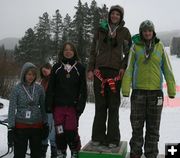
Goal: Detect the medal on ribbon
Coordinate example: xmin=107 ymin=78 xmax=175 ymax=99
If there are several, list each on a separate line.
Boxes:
xmin=63 ymin=62 xmax=77 ymax=79
xmin=22 ymin=85 xmax=35 ymax=106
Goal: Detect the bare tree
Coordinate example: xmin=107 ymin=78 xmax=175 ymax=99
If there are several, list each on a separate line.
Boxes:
xmin=0 ymin=46 xmax=19 ymax=99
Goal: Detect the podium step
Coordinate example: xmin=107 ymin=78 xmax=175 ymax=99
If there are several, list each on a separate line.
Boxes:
xmin=79 ymin=141 xmax=127 ymax=158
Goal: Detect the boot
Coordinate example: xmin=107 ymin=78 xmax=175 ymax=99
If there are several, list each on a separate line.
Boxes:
xmin=130 ymin=153 xmax=141 ymax=158
xmin=71 ymin=151 xmax=79 ymax=158
xmin=41 ymin=144 xmax=48 ymax=158
xmin=51 ymin=146 xmax=58 ymax=158
xmin=57 ymin=150 xmax=67 ymax=158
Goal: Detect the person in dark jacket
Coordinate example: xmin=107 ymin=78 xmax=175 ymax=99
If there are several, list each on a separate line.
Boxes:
xmin=87 ymin=5 xmax=131 ymax=148
xmin=46 ymin=42 xmax=87 ymax=158
xmin=40 ymin=63 xmax=57 ymax=158
xmin=8 ymin=62 xmax=48 ymax=158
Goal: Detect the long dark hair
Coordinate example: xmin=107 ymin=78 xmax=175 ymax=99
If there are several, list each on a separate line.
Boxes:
xmin=58 ymin=42 xmax=79 ymax=62
xmin=40 ymin=63 xmax=52 ymax=79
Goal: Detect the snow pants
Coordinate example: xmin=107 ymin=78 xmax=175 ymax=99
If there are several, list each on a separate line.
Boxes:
xmin=92 ymin=68 xmax=121 ymax=145
xmin=53 ymin=106 xmax=81 ymax=152
xmin=130 ymin=90 xmax=163 ymax=158
xmin=13 ymin=128 xmax=42 ymax=158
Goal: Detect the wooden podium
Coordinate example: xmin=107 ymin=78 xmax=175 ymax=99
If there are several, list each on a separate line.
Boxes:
xmin=79 ymin=141 xmax=127 ymax=158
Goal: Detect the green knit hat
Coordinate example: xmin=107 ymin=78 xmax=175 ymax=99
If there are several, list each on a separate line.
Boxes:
xmin=139 ymin=20 xmax=155 ymax=33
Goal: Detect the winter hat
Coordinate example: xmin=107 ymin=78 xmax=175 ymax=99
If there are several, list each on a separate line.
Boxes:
xmin=108 ymin=5 xmax=124 ymax=23
xmin=139 ymin=20 xmax=155 ymax=33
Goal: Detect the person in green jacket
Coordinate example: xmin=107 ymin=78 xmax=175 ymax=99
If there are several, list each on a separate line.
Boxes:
xmin=122 ymin=20 xmax=176 ymax=158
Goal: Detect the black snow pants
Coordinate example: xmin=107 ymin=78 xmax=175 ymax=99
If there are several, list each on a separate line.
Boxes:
xmin=13 ymin=128 xmax=42 ymax=158
xmin=92 ymin=67 xmax=121 ymax=145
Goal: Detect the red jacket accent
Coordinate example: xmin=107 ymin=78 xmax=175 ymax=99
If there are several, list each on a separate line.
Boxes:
xmin=15 ymin=122 xmax=43 ymax=129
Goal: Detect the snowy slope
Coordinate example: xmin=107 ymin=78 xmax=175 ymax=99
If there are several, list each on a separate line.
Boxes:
xmin=0 ymin=48 xmax=180 ymax=157
xmin=1 ymin=101 xmax=180 ymax=157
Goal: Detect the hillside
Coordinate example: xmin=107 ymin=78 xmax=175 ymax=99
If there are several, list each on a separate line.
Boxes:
xmin=0 ymin=30 xmax=180 ymax=50
xmin=157 ymin=30 xmax=180 ymax=46
xmin=0 ymin=38 xmax=19 ymax=50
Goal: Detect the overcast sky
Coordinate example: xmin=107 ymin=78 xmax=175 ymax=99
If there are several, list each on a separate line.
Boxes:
xmin=0 ymin=0 xmax=180 ymax=39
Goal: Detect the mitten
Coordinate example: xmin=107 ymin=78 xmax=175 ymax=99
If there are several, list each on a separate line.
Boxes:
xmin=42 ymin=123 xmax=49 ymax=139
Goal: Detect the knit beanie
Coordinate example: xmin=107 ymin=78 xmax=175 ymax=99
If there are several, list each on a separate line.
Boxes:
xmin=139 ymin=20 xmax=155 ymax=33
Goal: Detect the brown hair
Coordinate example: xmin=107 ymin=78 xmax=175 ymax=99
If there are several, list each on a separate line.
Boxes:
xmin=24 ymin=67 xmax=37 ymax=83
xmin=40 ymin=63 xmax=52 ymax=79
xmin=108 ymin=5 xmax=124 ymax=24
xmin=58 ymin=42 xmax=79 ymax=62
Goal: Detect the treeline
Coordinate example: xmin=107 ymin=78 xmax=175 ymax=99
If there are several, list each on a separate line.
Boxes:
xmin=170 ymin=37 xmax=180 ymax=57
xmin=0 ymin=45 xmax=19 ymax=98
xmin=14 ymin=0 xmax=108 ymax=67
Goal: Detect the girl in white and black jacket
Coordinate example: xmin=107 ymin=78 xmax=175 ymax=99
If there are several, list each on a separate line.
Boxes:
xmin=46 ymin=42 xmax=87 ymax=158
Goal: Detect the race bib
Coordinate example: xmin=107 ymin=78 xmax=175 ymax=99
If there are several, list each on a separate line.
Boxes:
xmin=56 ymin=125 xmax=64 ymax=134
xmin=25 ymin=111 xmax=31 ymax=119
xmin=157 ymin=97 xmax=163 ymax=106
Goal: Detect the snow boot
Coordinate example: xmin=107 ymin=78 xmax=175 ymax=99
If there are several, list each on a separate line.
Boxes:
xmin=108 ymin=143 xmax=118 ymax=148
xmin=51 ymin=146 xmax=58 ymax=158
xmin=130 ymin=154 xmax=141 ymax=158
xmin=91 ymin=141 xmax=100 ymax=146
xmin=57 ymin=150 xmax=67 ymax=158
xmin=41 ymin=144 xmax=48 ymax=158
xmin=71 ymin=151 xmax=79 ymax=158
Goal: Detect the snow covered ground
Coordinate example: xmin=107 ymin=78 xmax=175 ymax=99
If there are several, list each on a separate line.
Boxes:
xmin=0 ymin=47 xmax=180 ymax=157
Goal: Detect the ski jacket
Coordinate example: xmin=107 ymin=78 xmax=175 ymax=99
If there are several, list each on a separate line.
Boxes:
xmin=45 ymin=59 xmax=87 ymax=116
xmin=8 ymin=62 xmax=47 ymax=128
xmin=122 ymin=34 xmax=176 ymax=97
xmin=88 ymin=19 xmax=131 ymax=71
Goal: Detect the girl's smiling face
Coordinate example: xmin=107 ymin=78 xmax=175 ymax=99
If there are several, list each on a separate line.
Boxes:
xmin=25 ymin=69 xmax=36 ymax=85
xmin=110 ymin=10 xmax=121 ymax=24
xmin=63 ymin=44 xmax=75 ymax=59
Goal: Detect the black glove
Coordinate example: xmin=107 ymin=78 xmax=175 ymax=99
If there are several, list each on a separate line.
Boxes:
xmin=76 ymin=110 xmax=82 ymax=118
xmin=42 ymin=123 xmax=49 ymax=140
xmin=46 ymin=105 xmax=52 ymax=113
xmin=76 ymin=106 xmax=83 ymax=118
xmin=8 ymin=128 xmax=14 ymax=148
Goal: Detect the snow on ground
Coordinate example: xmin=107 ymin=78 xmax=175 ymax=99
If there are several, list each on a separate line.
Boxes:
xmin=0 ymin=48 xmax=180 ymax=157
xmin=1 ymin=101 xmax=180 ymax=157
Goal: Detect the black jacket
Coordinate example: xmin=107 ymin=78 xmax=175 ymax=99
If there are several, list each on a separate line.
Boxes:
xmin=45 ymin=59 xmax=87 ymax=116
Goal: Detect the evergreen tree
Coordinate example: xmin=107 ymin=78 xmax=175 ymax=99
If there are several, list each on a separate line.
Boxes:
xmin=89 ymin=0 xmax=101 ymax=37
xmin=62 ymin=14 xmax=73 ymax=44
xmin=73 ymin=0 xmax=88 ymax=64
xmin=13 ymin=0 xmax=109 ymax=66
xmin=14 ymin=28 xmax=37 ymax=65
xmin=82 ymin=2 xmax=91 ymax=65
xmin=99 ymin=4 xmax=109 ymax=21
xmin=35 ymin=12 xmax=52 ymax=65
xmin=51 ymin=9 xmax=63 ymax=56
